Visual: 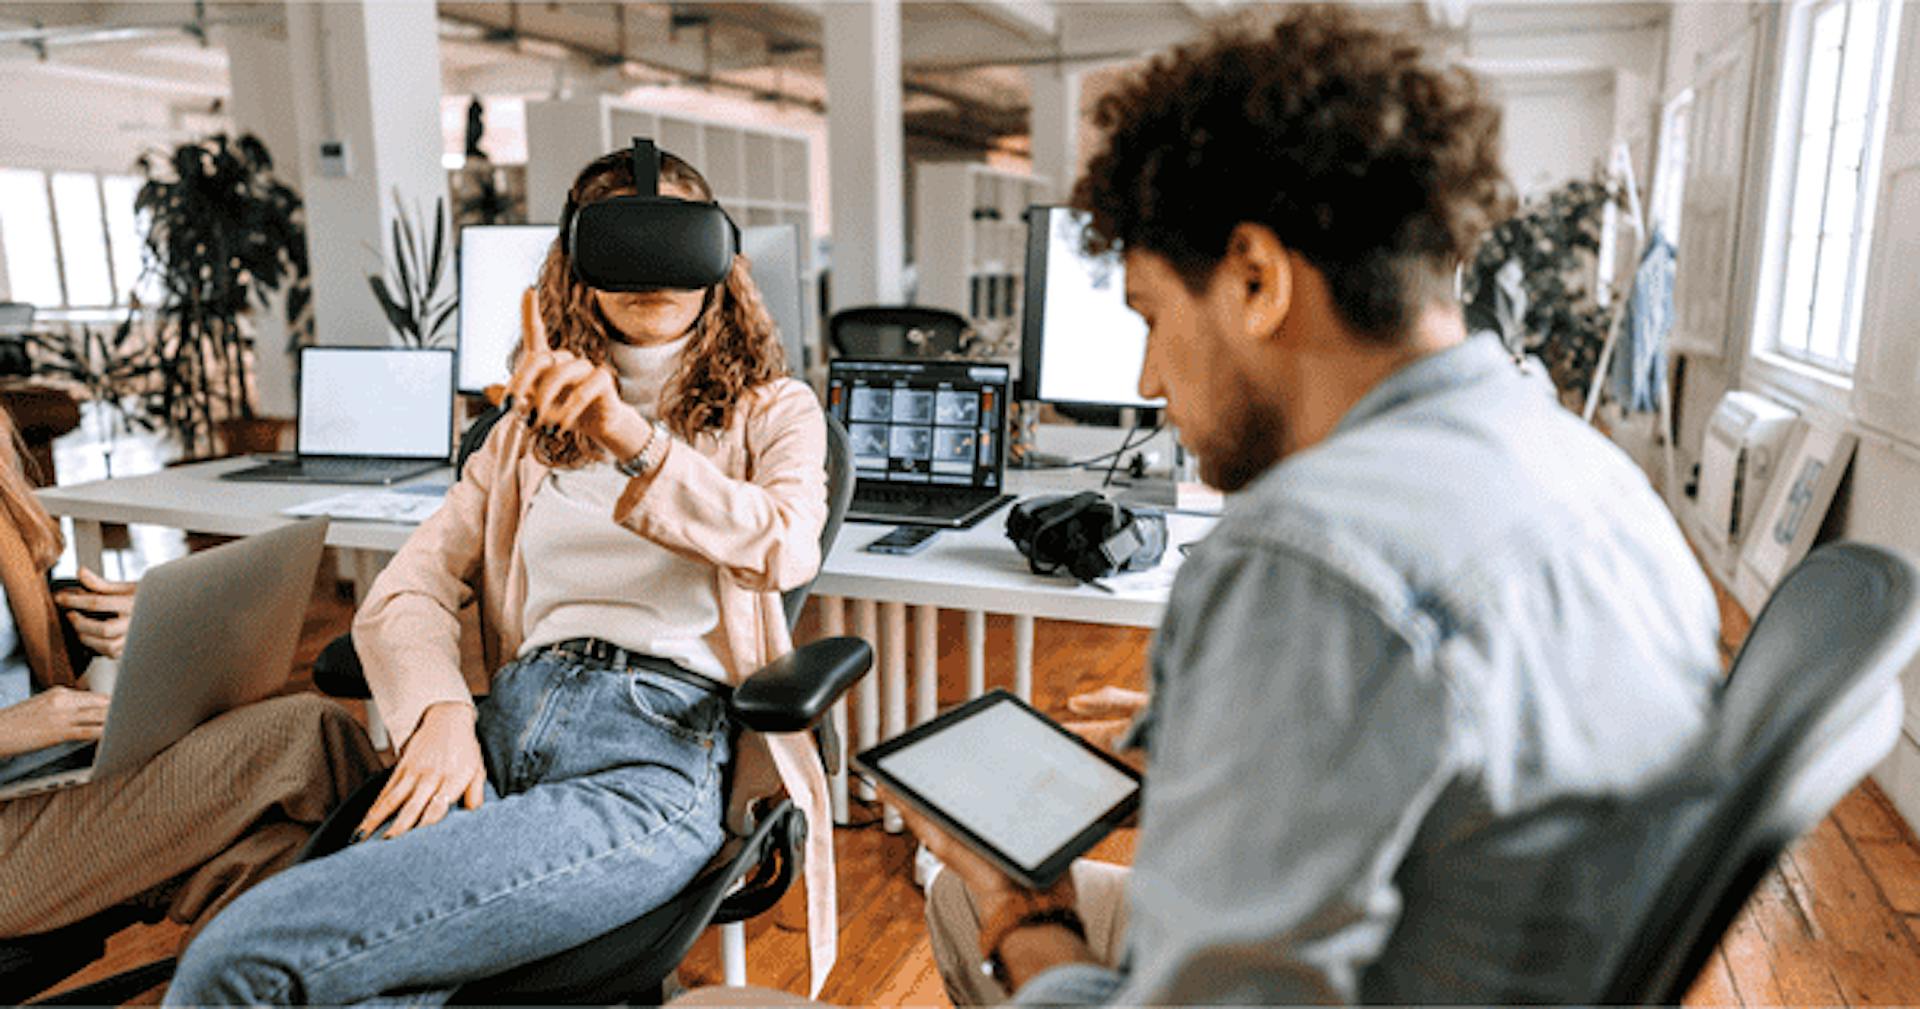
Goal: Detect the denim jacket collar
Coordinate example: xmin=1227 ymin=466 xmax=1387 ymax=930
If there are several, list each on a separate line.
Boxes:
xmin=1335 ymin=336 xmax=1518 ymax=437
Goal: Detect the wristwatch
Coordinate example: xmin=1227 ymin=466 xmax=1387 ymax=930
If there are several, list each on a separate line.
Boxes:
xmin=615 ymin=419 xmax=672 ymax=478
xmin=979 ymin=895 xmax=1086 ymax=989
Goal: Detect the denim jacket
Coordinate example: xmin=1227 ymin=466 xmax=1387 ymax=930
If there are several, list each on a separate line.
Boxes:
xmin=1023 ymin=337 xmax=1722 ymax=1004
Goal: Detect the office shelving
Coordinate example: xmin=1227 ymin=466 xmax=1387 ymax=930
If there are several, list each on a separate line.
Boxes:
xmin=912 ymin=162 xmax=1049 ymax=326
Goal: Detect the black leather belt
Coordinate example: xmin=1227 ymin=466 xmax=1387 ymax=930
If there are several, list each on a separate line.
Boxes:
xmin=543 ymin=637 xmax=731 ymax=698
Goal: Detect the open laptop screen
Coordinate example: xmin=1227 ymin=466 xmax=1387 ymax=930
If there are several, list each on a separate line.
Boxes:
xmin=297 ymin=348 xmax=455 ymax=460
xmin=826 ymin=360 xmax=1008 ymax=490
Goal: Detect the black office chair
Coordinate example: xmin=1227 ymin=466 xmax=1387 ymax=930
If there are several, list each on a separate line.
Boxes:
xmin=299 ymin=409 xmax=862 ymax=1003
xmin=1598 ymin=542 xmax=1920 ymax=1003
xmin=827 ymin=305 xmax=971 ymax=359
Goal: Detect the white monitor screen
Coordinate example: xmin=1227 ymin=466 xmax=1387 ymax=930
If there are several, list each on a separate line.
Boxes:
xmin=1026 ymin=207 xmax=1163 ymax=409
xmin=298 ymin=348 xmax=454 ymax=459
xmin=458 ymin=225 xmax=556 ymax=394
xmin=744 ymin=224 xmax=807 ymax=372
xmin=874 ymin=700 xmax=1138 ymax=871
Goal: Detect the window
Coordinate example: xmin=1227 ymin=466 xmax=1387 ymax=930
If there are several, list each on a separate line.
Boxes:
xmin=1756 ymin=0 xmax=1905 ymax=376
xmin=0 ymin=169 xmax=63 ymax=308
xmin=0 ymin=167 xmax=150 ymax=311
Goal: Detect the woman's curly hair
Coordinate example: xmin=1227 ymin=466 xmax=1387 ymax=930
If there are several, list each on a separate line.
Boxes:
xmin=529 ymin=147 xmax=786 ymax=468
xmin=1072 ymin=5 xmax=1516 ymax=340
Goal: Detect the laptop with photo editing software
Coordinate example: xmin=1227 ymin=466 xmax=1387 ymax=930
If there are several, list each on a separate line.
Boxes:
xmin=826 ymin=359 xmax=1016 ymax=529
xmin=223 ymin=347 xmax=455 ymax=485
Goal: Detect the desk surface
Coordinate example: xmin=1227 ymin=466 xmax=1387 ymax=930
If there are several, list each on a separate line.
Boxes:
xmin=36 ymin=459 xmax=1218 ymax=627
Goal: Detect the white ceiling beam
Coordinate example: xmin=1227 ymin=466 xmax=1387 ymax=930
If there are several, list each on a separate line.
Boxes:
xmin=962 ymin=0 xmax=1058 ymax=42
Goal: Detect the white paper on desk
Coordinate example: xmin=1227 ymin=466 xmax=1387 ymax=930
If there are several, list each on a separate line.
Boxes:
xmin=282 ymin=489 xmax=446 ymax=524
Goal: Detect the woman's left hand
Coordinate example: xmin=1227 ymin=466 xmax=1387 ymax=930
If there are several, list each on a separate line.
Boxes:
xmin=505 ymin=288 xmax=653 ymax=462
xmin=53 ymin=567 xmax=137 ymax=659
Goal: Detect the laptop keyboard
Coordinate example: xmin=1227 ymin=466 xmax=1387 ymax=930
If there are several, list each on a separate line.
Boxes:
xmin=853 ymin=486 xmax=1010 ymax=522
xmin=234 ymin=457 xmax=441 ymax=483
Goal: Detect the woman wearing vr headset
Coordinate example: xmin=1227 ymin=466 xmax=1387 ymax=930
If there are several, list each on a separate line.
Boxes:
xmin=167 ymin=147 xmax=833 ymax=1004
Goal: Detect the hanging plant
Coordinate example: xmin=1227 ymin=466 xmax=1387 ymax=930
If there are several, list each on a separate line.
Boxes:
xmin=1464 ymin=173 xmax=1622 ymax=401
xmin=135 ymin=132 xmax=309 ymax=455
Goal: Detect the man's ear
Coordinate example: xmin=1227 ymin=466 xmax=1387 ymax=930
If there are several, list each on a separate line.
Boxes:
xmin=1226 ymin=223 xmax=1292 ymax=343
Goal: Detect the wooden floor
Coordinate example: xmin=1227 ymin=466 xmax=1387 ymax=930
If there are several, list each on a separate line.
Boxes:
xmin=42 ymin=571 xmax=1920 ymax=1006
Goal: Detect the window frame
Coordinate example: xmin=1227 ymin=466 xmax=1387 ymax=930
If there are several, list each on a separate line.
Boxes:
xmin=0 ymin=166 xmax=149 ymax=315
xmin=1748 ymin=0 xmax=1904 ymax=384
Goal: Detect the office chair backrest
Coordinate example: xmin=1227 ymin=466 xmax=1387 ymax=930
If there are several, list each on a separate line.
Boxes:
xmin=0 ymin=302 xmax=34 ymax=336
xmin=828 ymin=305 xmax=969 ymax=359
xmin=1600 ymin=543 xmax=1920 ymax=1004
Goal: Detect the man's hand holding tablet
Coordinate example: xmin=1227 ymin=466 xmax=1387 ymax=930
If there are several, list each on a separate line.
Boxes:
xmin=855 ymin=690 xmax=1142 ymax=991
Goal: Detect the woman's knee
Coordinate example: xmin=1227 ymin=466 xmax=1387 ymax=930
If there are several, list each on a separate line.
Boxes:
xmin=167 ymin=886 xmax=303 ymax=1006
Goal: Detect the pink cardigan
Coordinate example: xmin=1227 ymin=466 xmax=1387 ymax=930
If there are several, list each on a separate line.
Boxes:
xmin=354 ymin=377 xmax=837 ymax=994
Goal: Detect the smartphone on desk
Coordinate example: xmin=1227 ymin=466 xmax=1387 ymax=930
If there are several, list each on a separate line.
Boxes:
xmin=865 ymin=525 xmax=941 ymax=556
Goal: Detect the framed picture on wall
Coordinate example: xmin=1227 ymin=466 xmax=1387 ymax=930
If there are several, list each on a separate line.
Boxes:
xmin=1733 ymin=421 xmax=1858 ymax=614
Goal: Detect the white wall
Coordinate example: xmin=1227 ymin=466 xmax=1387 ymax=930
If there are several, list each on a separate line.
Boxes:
xmin=1492 ymin=75 xmax=1619 ymax=197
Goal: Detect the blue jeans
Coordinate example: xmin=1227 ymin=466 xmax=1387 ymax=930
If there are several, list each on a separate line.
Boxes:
xmin=165 ymin=649 xmax=731 ymax=1005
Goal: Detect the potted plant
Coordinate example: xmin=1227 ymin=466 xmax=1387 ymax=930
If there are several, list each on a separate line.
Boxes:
xmin=135 ymin=133 xmax=308 ymax=457
xmin=1464 ymin=173 xmax=1621 ymax=405
xmin=369 ymin=191 xmax=457 ymax=348
xmin=25 ymin=311 xmax=161 ymax=478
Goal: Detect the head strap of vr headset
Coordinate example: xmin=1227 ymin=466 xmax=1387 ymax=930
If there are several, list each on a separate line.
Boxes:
xmin=631 ymin=136 xmax=660 ymax=197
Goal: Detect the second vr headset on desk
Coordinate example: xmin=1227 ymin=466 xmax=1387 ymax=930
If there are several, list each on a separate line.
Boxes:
xmin=565 ymin=137 xmax=741 ymax=292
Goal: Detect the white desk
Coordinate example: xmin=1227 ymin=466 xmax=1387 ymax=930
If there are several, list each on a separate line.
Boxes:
xmin=34 ymin=459 xmax=1217 ymax=826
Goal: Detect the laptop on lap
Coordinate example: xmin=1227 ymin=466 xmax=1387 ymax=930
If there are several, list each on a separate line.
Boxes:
xmin=826 ymin=359 xmax=1016 ymax=529
xmin=0 ymin=519 xmax=330 ymax=800
xmin=224 ymin=347 xmax=454 ymax=485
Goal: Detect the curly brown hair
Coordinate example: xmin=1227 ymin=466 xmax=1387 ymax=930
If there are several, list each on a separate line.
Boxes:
xmin=1072 ymin=5 xmax=1515 ymax=340
xmin=530 ymin=147 xmax=786 ymax=468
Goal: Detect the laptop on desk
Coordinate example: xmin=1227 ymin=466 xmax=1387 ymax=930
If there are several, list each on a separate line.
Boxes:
xmin=0 ymin=519 xmax=329 ymax=800
xmin=826 ymin=359 xmax=1016 ymax=529
xmin=224 ymin=347 xmax=455 ymax=485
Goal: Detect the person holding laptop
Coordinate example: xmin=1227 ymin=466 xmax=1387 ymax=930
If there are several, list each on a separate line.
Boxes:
xmin=167 ymin=147 xmax=835 ymax=1004
xmin=0 ymin=412 xmax=379 ymax=945
xmin=897 ymin=9 xmax=1722 ymax=1006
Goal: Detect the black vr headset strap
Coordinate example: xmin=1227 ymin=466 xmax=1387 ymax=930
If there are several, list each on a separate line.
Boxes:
xmin=631 ymin=137 xmax=661 ymax=196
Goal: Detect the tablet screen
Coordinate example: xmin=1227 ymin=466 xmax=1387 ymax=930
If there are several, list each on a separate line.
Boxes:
xmin=872 ymin=699 xmax=1138 ymax=871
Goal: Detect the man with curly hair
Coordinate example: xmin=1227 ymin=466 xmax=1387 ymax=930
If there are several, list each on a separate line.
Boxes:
xmin=900 ymin=7 xmax=1721 ymax=1005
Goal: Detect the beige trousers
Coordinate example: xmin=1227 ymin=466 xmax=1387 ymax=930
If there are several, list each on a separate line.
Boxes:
xmin=0 ymin=693 xmax=379 ymax=940
xmin=925 ymin=860 xmax=1133 ymax=1006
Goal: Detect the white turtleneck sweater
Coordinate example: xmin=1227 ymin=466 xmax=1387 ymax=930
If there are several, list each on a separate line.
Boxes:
xmin=516 ymin=334 xmax=726 ymax=678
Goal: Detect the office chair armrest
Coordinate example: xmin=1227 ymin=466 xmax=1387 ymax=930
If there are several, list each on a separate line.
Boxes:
xmin=311 ymin=632 xmax=372 ymax=699
xmin=729 ymin=636 xmax=873 ymax=734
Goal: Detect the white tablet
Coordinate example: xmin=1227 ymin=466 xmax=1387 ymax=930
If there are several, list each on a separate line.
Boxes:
xmin=854 ymin=690 xmax=1142 ymax=889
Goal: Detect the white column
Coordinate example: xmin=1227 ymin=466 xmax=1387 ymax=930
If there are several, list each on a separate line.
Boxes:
xmin=854 ymin=599 xmax=880 ymax=801
xmin=824 ymin=0 xmax=905 ymax=309
xmin=966 ymin=610 xmax=987 ymax=698
xmin=281 ymin=0 xmax=450 ymax=349
xmin=1025 ymin=65 xmax=1083 ymax=200
xmin=913 ymin=604 xmax=938 ymax=725
xmin=221 ymin=22 xmax=305 ymax=418
xmin=1013 ymin=614 xmax=1035 ymax=702
xmin=881 ymin=601 xmax=907 ymax=832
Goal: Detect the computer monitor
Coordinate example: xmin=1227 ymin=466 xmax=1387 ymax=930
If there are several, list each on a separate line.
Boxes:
xmin=457 ymin=224 xmax=556 ymax=394
xmin=743 ymin=224 xmax=809 ymax=373
xmin=297 ymin=347 xmax=454 ymax=459
xmin=1019 ymin=206 xmax=1164 ymax=409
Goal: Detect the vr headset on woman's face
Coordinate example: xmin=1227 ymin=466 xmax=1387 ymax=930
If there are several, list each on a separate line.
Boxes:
xmin=565 ymin=137 xmax=741 ymax=292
